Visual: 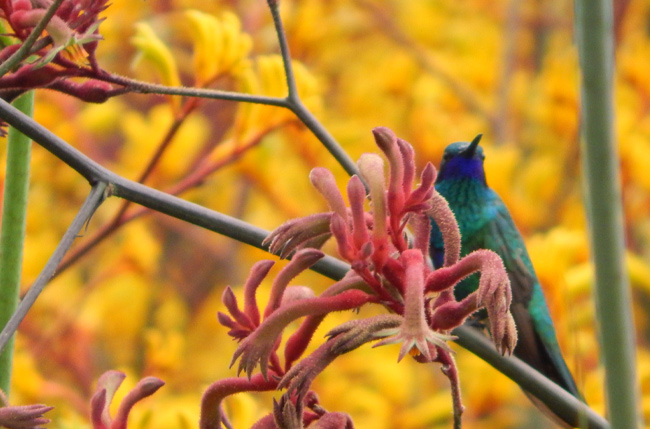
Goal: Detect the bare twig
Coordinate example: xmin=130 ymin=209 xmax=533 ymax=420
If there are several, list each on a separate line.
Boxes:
xmin=454 ymin=326 xmax=609 ymax=429
xmin=0 ymin=182 xmax=107 ymax=354
xmin=54 ymin=121 xmax=290 ymax=275
xmin=264 ymin=0 xmax=362 ymax=182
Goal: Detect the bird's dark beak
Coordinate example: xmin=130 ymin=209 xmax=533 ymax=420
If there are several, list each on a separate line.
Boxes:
xmin=461 ymin=134 xmax=482 ymax=158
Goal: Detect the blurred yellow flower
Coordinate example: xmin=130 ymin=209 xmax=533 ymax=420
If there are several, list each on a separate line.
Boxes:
xmin=77 ymin=99 xmax=129 ymax=135
xmin=118 ymin=103 xmax=209 ymax=182
xmin=230 ymin=55 xmax=321 ymax=142
xmin=183 ymin=10 xmax=252 ymax=86
xmin=78 ymin=271 xmax=152 ymax=365
xmin=131 ymin=22 xmax=182 ymax=110
xmin=12 ymin=342 xmax=46 ymax=402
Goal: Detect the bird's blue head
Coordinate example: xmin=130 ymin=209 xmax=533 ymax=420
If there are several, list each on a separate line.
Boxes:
xmin=436 ymin=134 xmax=487 ymax=186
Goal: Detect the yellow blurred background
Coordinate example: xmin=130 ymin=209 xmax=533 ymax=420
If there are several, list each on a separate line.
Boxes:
xmin=3 ymin=0 xmax=650 ymax=427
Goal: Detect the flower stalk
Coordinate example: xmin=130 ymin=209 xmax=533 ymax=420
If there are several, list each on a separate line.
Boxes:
xmin=0 ymin=91 xmax=33 ymax=394
xmin=575 ymin=1 xmax=641 ymax=427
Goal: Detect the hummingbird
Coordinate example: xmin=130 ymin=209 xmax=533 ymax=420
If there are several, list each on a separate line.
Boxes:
xmin=429 ymin=135 xmax=583 ymax=422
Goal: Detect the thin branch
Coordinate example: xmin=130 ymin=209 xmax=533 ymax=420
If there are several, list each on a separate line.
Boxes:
xmin=266 ymin=1 xmax=299 ymax=101
xmin=454 ymin=326 xmax=609 ymax=429
xmin=106 ymin=71 xmax=364 ymax=182
xmin=0 ymin=182 xmax=107 ymax=355
xmin=263 ymin=1 xmax=362 ymax=182
xmin=54 ymin=122 xmax=289 ymax=276
xmin=288 ymin=103 xmax=362 ymax=181
xmin=0 ymin=98 xmax=105 ymax=181
xmin=0 ymin=0 xmax=65 ymax=78
xmin=94 ymin=68 xmax=365 ymax=183
xmin=55 ymin=99 xmax=200 ymax=271
xmin=102 ymin=73 xmax=289 ymax=107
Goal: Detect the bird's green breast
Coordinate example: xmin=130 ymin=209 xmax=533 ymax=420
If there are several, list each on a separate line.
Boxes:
xmin=435 ymin=178 xmax=494 ymax=237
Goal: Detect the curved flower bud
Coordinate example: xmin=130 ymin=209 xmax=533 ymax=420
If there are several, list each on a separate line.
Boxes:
xmin=357 ymin=154 xmax=387 ymax=241
xmin=357 ymin=153 xmax=390 ymax=271
xmin=91 ymin=370 xmax=126 ymax=428
xmin=200 ymin=374 xmax=278 ymax=429
xmin=90 ymin=371 xmax=164 ymax=429
xmin=244 ymin=260 xmax=275 ymax=327
xmin=310 ymin=167 xmax=348 ymax=219
xmin=427 ymin=190 xmax=461 ymax=267
xmin=113 ymin=377 xmax=165 ymax=428
xmin=347 ymin=175 xmax=370 ymax=249
xmin=407 ymin=163 xmax=436 ymax=209
xmin=397 ymin=138 xmax=416 ymax=197
xmin=264 ymin=213 xmax=333 ymax=259
xmin=265 ymin=249 xmax=324 ymax=318
xmin=427 ymin=249 xmax=517 ymax=354
xmin=372 ymin=127 xmax=404 ymax=216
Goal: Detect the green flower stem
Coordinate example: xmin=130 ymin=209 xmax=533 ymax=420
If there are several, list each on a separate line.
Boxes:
xmin=0 ymin=91 xmax=34 ymax=395
xmin=575 ymin=2 xmax=642 ymax=428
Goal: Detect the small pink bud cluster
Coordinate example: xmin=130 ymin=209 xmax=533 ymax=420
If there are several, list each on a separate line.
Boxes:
xmin=205 ymin=127 xmax=517 ymax=428
xmin=0 ymin=0 xmax=118 ymax=106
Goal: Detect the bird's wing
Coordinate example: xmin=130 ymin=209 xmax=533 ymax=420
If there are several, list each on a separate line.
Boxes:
xmin=481 ymin=200 xmax=535 ymax=306
xmin=482 ymin=199 xmax=582 ymax=399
